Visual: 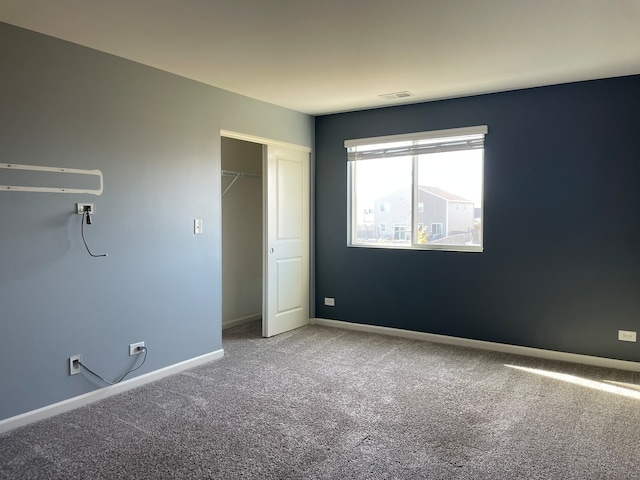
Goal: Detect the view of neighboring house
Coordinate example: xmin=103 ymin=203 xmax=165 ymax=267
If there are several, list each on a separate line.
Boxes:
xmin=367 ymin=186 xmax=478 ymax=245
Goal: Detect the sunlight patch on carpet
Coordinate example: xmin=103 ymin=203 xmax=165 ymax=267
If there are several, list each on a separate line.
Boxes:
xmin=505 ymin=365 xmax=640 ymax=400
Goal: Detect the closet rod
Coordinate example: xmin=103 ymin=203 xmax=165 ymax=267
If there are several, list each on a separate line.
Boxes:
xmin=221 ymin=169 xmax=261 ymax=179
xmin=221 ymin=169 xmax=262 ymax=197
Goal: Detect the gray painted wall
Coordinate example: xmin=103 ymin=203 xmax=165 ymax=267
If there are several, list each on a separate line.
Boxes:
xmin=0 ymin=22 xmax=313 ymax=421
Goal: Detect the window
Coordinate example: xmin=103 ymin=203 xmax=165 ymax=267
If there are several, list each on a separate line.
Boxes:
xmin=346 ymin=125 xmax=486 ymax=252
xmin=393 ymin=224 xmax=407 ymax=241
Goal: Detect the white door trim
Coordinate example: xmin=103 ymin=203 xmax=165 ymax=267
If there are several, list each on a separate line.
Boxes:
xmin=221 ymin=130 xmax=311 ymax=153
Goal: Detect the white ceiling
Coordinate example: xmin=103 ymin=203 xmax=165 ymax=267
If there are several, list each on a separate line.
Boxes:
xmin=2 ymin=0 xmax=640 ymax=115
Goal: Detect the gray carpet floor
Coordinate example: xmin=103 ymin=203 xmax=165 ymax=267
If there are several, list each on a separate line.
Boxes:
xmin=2 ymin=320 xmax=640 ymax=479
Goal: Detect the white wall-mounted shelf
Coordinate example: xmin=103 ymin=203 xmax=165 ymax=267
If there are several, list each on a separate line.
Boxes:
xmin=0 ymin=163 xmax=103 ymax=195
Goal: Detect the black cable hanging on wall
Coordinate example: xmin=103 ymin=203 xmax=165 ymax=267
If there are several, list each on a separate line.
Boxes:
xmin=81 ymin=209 xmax=108 ymax=258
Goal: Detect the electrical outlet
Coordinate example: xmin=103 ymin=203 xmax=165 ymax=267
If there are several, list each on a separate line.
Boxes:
xmin=69 ymin=354 xmax=82 ymax=375
xmin=129 ymin=341 xmax=145 ymax=356
xmin=618 ymin=330 xmax=637 ymax=342
xmin=324 ymin=297 xmax=335 ymax=306
xmin=76 ymin=203 xmax=94 ymax=215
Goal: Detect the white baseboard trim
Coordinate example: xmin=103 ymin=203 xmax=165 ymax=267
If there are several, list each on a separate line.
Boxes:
xmin=311 ymin=318 xmax=640 ymax=372
xmin=222 ymin=313 xmax=261 ymax=330
xmin=0 ymin=349 xmax=224 ymax=435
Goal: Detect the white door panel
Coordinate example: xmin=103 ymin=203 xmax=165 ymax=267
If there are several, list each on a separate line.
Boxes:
xmin=277 ymin=158 xmax=303 ymax=240
xmin=264 ymin=145 xmax=309 ymax=337
xmin=277 ymin=257 xmax=303 ymax=312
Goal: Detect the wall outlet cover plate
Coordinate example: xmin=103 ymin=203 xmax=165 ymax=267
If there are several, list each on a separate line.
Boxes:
xmin=76 ymin=203 xmax=94 ymax=214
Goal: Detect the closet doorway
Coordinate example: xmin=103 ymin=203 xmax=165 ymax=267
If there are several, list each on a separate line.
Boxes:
xmin=221 ymin=132 xmax=310 ymax=337
xmin=221 ymin=136 xmax=263 ymax=331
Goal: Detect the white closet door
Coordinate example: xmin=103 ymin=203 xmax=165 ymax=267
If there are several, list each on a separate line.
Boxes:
xmin=263 ymin=144 xmax=309 ymax=337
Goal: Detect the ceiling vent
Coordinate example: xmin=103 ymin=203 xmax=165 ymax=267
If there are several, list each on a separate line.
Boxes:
xmin=378 ymin=91 xmax=415 ymax=100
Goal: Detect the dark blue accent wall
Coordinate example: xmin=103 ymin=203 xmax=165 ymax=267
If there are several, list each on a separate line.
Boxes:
xmin=315 ymin=75 xmax=640 ymax=362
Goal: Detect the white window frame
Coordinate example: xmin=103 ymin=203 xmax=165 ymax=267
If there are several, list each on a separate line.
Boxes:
xmin=346 ymin=125 xmax=486 ymax=253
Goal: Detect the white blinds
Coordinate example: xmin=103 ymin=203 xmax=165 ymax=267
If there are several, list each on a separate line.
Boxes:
xmin=345 ymin=125 xmax=487 ymax=161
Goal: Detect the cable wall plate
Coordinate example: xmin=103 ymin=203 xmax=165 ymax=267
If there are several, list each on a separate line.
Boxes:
xmin=0 ymin=163 xmax=103 ymax=195
xmin=76 ymin=203 xmax=95 ymax=214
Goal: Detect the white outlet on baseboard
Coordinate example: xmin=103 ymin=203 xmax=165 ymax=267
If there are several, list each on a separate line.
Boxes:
xmin=324 ymin=297 xmax=335 ymax=306
xmin=618 ymin=330 xmax=637 ymax=342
